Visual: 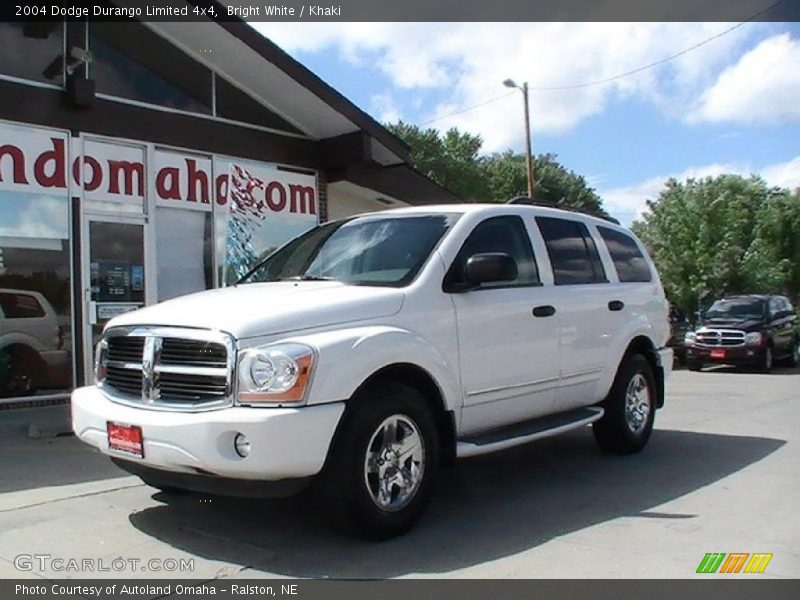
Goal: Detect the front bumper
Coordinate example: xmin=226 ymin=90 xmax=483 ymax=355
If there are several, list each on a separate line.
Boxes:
xmin=686 ymin=345 xmax=765 ymax=365
xmin=655 ymin=347 xmax=674 ymax=378
xmin=71 ymin=386 xmax=345 ymax=482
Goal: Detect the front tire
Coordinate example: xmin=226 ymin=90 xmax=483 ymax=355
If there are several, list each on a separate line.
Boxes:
xmin=760 ymin=345 xmax=773 ymax=373
xmin=782 ymin=337 xmax=798 ymax=368
xmin=593 ymin=353 xmax=656 ymax=455
xmin=322 ymin=382 xmax=439 ymax=540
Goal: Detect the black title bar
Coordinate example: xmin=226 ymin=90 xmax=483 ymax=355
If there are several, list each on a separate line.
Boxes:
xmin=2 ymin=0 xmax=799 ymax=22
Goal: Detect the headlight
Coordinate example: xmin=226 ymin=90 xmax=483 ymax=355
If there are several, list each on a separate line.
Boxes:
xmin=745 ymin=332 xmax=763 ymax=346
xmin=238 ymin=343 xmax=315 ymax=404
xmin=94 ymin=339 xmax=108 ymax=384
xmin=684 ymin=332 xmax=697 ymax=346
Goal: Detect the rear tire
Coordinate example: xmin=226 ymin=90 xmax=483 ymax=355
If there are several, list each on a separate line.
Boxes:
xmin=321 ymin=382 xmax=439 ymax=540
xmin=687 ymin=360 xmax=702 ymax=372
xmin=593 ymin=353 xmax=656 ymax=455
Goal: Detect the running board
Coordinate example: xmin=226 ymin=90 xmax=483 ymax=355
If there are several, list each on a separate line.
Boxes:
xmin=456 ymin=407 xmax=604 ymax=458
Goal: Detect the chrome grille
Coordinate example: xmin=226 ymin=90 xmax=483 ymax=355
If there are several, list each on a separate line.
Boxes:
xmin=105 ymin=364 xmax=143 ymax=396
xmin=160 ymin=338 xmax=227 ymax=367
xmin=696 ymin=329 xmax=746 ymax=347
xmin=99 ymin=327 xmax=235 ymax=410
xmin=107 ymin=336 xmax=145 ymax=362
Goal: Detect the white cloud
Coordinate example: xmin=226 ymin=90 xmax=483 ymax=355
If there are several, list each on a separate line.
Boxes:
xmin=0 ymin=195 xmax=68 ymax=239
xmin=689 ymin=33 xmax=800 ymax=124
xmin=370 ymin=91 xmax=403 ymax=123
xmin=761 ymin=156 xmax=800 ymax=190
xmin=601 ymin=155 xmax=800 ymax=225
xmin=253 ymin=22 xmax=761 ymax=152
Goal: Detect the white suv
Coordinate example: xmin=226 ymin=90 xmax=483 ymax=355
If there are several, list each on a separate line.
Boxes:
xmin=72 ymin=204 xmax=672 ymax=539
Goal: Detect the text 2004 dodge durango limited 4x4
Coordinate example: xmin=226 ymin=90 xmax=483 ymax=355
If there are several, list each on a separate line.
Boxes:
xmin=72 ymin=204 xmax=672 ymax=539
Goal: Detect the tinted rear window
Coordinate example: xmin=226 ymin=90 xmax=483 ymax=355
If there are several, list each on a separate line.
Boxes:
xmin=597 ymin=226 xmax=652 ymax=283
xmin=0 ymin=293 xmax=45 ymax=318
xmin=536 ymin=217 xmax=606 ymax=285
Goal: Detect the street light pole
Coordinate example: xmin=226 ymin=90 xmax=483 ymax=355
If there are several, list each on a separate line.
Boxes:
xmin=521 ymin=82 xmax=534 ymax=198
xmin=504 ymin=78 xmax=535 ymax=197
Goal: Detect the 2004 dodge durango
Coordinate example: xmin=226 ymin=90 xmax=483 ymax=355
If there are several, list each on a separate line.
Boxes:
xmin=72 ymin=203 xmax=673 ymax=539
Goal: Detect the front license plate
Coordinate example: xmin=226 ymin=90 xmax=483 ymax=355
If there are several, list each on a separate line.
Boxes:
xmin=710 ymin=349 xmax=726 ymax=359
xmin=107 ymin=422 xmax=144 ymax=458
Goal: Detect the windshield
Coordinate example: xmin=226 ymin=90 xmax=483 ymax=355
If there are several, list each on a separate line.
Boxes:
xmin=239 ymin=214 xmax=456 ymax=287
xmin=705 ymin=299 xmax=765 ymax=321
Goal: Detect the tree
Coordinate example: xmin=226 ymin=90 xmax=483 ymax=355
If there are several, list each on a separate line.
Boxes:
xmin=752 ymin=188 xmax=800 ymax=302
xmin=385 ymin=122 xmax=488 ymax=200
xmin=481 ymin=151 xmax=608 ymax=217
xmin=631 ymin=175 xmax=793 ymax=316
xmin=386 ymin=122 xmax=608 ymax=217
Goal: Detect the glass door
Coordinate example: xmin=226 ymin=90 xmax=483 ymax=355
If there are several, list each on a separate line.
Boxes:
xmin=83 ymin=217 xmax=147 ymax=380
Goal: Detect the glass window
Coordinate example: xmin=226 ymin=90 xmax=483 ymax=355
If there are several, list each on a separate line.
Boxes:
xmin=156 ymin=208 xmax=214 ymax=301
xmin=446 ymin=216 xmax=539 ymax=289
xmin=0 ymin=22 xmax=64 ymax=86
xmin=1 ymin=194 xmax=73 ymax=398
xmin=90 ymin=21 xmax=212 ymax=114
xmin=241 ymin=214 xmax=454 ymax=287
xmin=597 ymin=226 xmax=652 ymax=283
xmin=215 ymin=77 xmax=303 ymax=134
xmin=537 ymin=217 xmax=606 ymax=285
xmin=0 ymin=291 xmax=46 ymax=318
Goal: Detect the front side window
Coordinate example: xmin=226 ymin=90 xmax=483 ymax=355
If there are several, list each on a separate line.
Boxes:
xmin=241 ymin=214 xmax=455 ymax=287
xmin=445 ymin=216 xmax=539 ymax=289
xmin=597 ymin=226 xmax=652 ymax=283
xmin=0 ymin=292 xmax=45 ymax=318
xmin=536 ymin=217 xmax=606 ymax=285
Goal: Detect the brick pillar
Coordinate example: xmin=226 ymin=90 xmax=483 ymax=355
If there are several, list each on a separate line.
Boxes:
xmin=317 ymin=171 xmax=328 ymax=223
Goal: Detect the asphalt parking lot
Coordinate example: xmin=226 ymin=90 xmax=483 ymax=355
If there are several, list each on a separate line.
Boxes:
xmin=1 ymin=365 xmax=798 ymax=580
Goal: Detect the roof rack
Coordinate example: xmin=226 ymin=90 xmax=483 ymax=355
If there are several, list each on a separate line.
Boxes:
xmin=506 ymin=196 xmax=620 ymax=225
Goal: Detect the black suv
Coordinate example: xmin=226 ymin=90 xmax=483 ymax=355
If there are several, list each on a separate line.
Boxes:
xmin=685 ymin=294 xmax=798 ymax=372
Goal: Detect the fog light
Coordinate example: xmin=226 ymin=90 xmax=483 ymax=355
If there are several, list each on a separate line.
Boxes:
xmin=234 ymin=433 xmax=250 ymax=458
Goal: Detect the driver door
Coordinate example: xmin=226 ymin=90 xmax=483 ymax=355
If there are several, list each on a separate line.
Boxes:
xmin=449 ymin=215 xmax=561 ymax=435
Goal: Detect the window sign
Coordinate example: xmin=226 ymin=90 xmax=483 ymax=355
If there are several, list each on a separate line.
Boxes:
xmin=222 ymin=161 xmax=318 ymax=284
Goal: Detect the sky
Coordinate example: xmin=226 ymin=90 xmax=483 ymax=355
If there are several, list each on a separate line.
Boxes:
xmin=252 ymin=21 xmax=800 ymax=225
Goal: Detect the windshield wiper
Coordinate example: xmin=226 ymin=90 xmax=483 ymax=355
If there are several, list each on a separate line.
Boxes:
xmin=289 ymin=275 xmax=336 ymax=282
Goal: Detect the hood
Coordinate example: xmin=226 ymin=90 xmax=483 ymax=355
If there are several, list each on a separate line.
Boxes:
xmin=699 ymin=318 xmax=765 ymax=333
xmin=107 ymin=281 xmax=405 ymax=339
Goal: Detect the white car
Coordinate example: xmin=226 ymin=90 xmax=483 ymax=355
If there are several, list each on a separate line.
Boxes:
xmin=1 ymin=288 xmax=69 ymax=397
xmin=72 ymin=203 xmax=672 ymax=539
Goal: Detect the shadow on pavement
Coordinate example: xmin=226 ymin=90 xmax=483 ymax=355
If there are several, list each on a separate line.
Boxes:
xmin=128 ymin=427 xmax=785 ymax=578
xmin=698 ymin=365 xmax=799 ymax=376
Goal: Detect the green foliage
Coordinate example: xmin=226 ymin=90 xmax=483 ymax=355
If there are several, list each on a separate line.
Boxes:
xmin=386 ymin=122 xmax=608 ymax=217
xmin=386 ymin=122 xmax=489 ymax=200
xmin=631 ymin=175 xmax=800 ymax=315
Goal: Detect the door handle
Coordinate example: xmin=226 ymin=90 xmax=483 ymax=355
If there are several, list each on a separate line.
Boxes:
xmin=532 ymin=305 xmax=556 ymax=318
xmin=608 ymin=300 xmax=625 ymax=312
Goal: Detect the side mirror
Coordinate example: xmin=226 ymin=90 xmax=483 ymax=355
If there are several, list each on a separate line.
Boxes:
xmin=464 ymin=253 xmax=518 ymax=286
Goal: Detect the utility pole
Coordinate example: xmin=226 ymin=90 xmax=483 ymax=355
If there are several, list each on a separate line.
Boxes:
xmin=503 ymin=79 xmax=535 ymax=197
xmin=521 ymin=82 xmax=534 ymax=197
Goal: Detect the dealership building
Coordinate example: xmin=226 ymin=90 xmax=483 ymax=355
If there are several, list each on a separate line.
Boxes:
xmin=0 ymin=13 xmax=458 ymax=406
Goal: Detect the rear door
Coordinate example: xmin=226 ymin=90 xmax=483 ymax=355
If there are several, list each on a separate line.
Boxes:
xmin=449 ymin=215 xmax=561 ymax=434
xmin=535 ymin=216 xmax=611 ymax=410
